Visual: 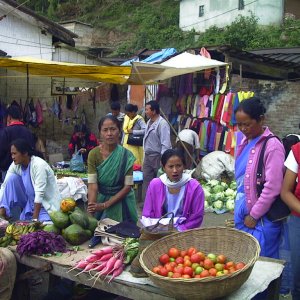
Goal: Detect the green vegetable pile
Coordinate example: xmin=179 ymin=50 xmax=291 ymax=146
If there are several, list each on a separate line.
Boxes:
xmin=54 ymin=169 xmax=88 ymax=179
xmin=202 ymin=180 xmax=237 ymax=214
xmin=123 ymin=238 xmax=139 ymax=265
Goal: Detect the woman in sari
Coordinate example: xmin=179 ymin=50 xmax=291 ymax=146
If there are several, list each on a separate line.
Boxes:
xmin=122 ymin=104 xmax=146 ymax=165
xmin=234 ymin=97 xmax=285 ymax=258
xmin=87 ymin=115 xmax=138 ymax=222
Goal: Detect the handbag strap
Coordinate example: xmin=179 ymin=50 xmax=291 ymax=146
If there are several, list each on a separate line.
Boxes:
xmin=256 ymin=135 xmax=281 ymax=196
xmin=147 ymin=212 xmax=175 ymax=232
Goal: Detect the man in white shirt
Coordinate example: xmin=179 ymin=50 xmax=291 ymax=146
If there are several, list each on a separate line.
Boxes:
xmin=176 ymin=129 xmax=200 ymax=169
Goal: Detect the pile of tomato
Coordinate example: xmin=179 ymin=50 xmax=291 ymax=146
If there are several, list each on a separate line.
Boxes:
xmin=152 ymin=247 xmax=245 ymax=279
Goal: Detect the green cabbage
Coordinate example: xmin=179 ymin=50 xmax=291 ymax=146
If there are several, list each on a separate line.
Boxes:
xmin=221 ymin=182 xmax=228 ymax=189
xmin=214 ymin=192 xmax=225 ymax=200
xmin=226 ymin=199 xmax=235 ymax=211
xmin=213 ymin=200 xmax=223 ymax=210
xmin=225 ymin=188 xmax=235 ymax=197
xmin=204 ymin=201 xmax=209 ymax=209
xmin=230 ymin=181 xmax=237 ymax=190
xmin=207 ymin=179 xmax=220 ymax=187
xmin=212 ymin=185 xmax=225 ymax=193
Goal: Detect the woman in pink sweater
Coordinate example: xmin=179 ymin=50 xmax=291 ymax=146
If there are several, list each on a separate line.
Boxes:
xmin=234 ymin=97 xmax=285 ymax=258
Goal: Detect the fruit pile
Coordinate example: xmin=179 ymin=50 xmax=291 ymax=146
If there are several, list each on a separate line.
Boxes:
xmin=0 ymin=221 xmax=44 ymax=247
xmin=152 ymin=247 xmax=245 ymax=279
xmin=49 ymin=200 xmax=98 ymax=246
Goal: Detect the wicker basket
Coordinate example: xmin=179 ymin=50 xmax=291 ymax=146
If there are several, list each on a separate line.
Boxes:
xmin=140 ymin=227 xmax=260 ymax=300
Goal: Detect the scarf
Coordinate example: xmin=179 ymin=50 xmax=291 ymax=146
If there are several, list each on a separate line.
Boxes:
xmin=160 ymin=173 xmax=192 ymax=189
xmin=123 ymin=115 xmax=141 ymax=133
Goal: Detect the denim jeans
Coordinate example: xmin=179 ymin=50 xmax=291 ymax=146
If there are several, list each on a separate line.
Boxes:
xmin=288 ymin=215 xmax=300 ymax=299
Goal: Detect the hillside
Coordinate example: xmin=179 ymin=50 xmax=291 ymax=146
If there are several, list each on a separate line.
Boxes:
xmin=17 ymin=0 xmax=194 ymax=57
xmin=17 ymin=0 xmax=300 ymax=57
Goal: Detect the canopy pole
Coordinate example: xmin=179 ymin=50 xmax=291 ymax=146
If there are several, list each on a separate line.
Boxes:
xmin=132 ymin=64 xmax=198 ymax=168
xmin=26 ymin=65 xmax=29 ymax=100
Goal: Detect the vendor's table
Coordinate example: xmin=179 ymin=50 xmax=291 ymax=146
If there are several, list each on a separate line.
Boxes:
xmin=10 ymin=244 xmax=285 ymax=300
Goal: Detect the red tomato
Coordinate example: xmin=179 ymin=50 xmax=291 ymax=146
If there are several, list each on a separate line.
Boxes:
xmin=203 ymin=258 xmax=214 ymax=270
xmin=152 ymin=266 xmax=160 ymax=274
xmin=217 ymin=254 xmax=226 ymax=264
xmin=190 ymin=253 xmax=201 ymax=264
xmin=225 ymin=261 xmax=235 ymax=270
xmin=197 ymin=251 xmax=206 ymax=262
xmin=159 ymin=267 xmax=168 ymax=277
xmin=183 ymin=255 xmax=191 ymax=261
xmin=182 ymin=274 xmax=191 ymax=279
xmin=200 ymin=269 xmax=210 ymax=278
xmin=175 ymin=257 xmax=184 ymax=264
xmin=169 ymin=261 xmax=177 ymax=269
xmin=208 ymin=268 xmax=217 ymax=277
xmin=183 ymin=266 xmax=193 ymax=277
xmin=164 ymin=263 xmax=174 ymax=272
xmin=173 ymin=266 xmax=184 ymax=275
xmin=168 ymin=247 xmax=180 ymax=258
xmin=228 ymin=267 xmax=236 ymax=274
xmin=194 ymin=274 xmax=201 ymax=278
xmin=184 ymin=260 xmax=192 ymax=267
xmin=172 ymin=272 xmax=182 ymax=278
xmin=159 ymin=254 xmax=170 ymax=265
xmin=180 ymin=250 xmax=188 ymax=257
xmin=236 ymin=262 xmax=246 ymax=270
xmin=187 ymin=247 xmax=197 ymax=257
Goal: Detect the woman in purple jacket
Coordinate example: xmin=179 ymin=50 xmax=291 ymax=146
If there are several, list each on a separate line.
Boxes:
xmin=142 ymin=148 xmax=204 ymax=231
xmin=234 ymin=97 xmax=285 ymax=258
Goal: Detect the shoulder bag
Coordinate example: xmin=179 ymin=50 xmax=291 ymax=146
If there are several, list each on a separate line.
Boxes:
xmin=127 ymin=118 xmax=144 ymax=147
xmin=256 ymin=135 xmax=290 ymax=222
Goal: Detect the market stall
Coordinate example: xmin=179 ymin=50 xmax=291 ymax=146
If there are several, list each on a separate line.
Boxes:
xmin=8 ymin=242 xmax=285 ymax=300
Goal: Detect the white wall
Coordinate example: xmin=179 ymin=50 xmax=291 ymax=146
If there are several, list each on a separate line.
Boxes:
xmin=53 ymin=46 xmax=103 ymax=65
xmin=0 ymin=10 xmax=53 ymax=59
xmin=180 ymin=0 xmax=284 ymax=32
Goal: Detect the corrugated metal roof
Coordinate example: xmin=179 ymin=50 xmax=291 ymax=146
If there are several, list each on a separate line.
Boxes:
xmin=250 ymin=48 xmax=300 ymax=66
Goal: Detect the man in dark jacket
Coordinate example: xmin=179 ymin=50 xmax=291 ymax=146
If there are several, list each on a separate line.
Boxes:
xmin=0 ymin=105 xmax=35 ymax=181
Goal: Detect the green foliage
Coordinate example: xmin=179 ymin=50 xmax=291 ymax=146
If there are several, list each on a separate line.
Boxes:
xmin=17 ymin=1 xmax=300 ymax=55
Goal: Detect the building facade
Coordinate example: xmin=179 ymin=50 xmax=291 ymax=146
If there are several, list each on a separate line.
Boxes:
xmin=179 ymin=0 xmax=299 ymax=32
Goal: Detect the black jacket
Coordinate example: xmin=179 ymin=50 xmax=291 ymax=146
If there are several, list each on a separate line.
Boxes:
xmin=0 ymin=124 xmax=35 ymax=171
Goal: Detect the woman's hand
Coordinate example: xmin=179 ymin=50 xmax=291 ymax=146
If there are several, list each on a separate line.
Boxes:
xmin=87 ymin=202 xmax=106 ymax=214
xmin=244 ymin=215 xmax=257 ymax=228
xmin=79 ymin=148 xmax=87 ymax=153
xmin=128 ymin=129 xmax=133 ymax=134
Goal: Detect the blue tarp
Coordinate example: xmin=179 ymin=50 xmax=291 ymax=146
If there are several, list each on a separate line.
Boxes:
xmin=121 ymin=48 xmax=177 ymax=66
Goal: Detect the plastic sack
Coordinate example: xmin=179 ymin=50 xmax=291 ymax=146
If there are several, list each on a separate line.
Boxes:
xmin=193 ymin=151 xmax=235 ymax=181
xmin=69 ymin=151 xmax=85 ymax=173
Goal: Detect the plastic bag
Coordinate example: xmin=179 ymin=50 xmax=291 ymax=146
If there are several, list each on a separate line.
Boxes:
xmin=69 ymin=151 xmax=85 ymax=173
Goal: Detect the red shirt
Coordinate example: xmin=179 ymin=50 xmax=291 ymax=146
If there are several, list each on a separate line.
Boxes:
xmin=291 ymin=142 xmax=300 ymax=217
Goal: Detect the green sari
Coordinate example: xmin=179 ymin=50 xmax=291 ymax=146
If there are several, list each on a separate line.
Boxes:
xmin=95 ymin=145 xmax=138 ymax=222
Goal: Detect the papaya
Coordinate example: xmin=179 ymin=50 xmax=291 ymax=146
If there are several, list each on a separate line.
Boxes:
xmin=63 ymin=224 xmax=89 ymax=245
xmin=60 ymin=198 xmax=76 ymax=213
xmin=49 ymin=211 xmax=70 ymax=229
xmin=43 ymin=224 xmax=60 ymax=234
xmin=69 ymin=207 xmax=89 ymax=229
xmin=84 ymin=229 xmax=92 ymax=238
xmin=88 ymin=216 xmax=98 ymax=233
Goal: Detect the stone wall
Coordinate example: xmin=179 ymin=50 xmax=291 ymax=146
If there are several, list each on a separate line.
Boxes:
xmin=231 ymin=75 xmax=300 ymax=138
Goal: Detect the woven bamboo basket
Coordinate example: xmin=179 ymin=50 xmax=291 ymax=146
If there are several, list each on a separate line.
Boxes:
xmin=140 ymin=227 xmax=260 ymax=300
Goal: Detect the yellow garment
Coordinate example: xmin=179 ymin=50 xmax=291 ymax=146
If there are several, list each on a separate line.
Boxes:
xmin=123 ymin=114 xmax=144 ymax=165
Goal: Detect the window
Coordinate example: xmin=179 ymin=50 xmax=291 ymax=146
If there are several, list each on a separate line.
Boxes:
xmin=199 ymin=5 xmax=204 ymax=17
xmin=238 ymin=0 xmax=244 ymax=10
